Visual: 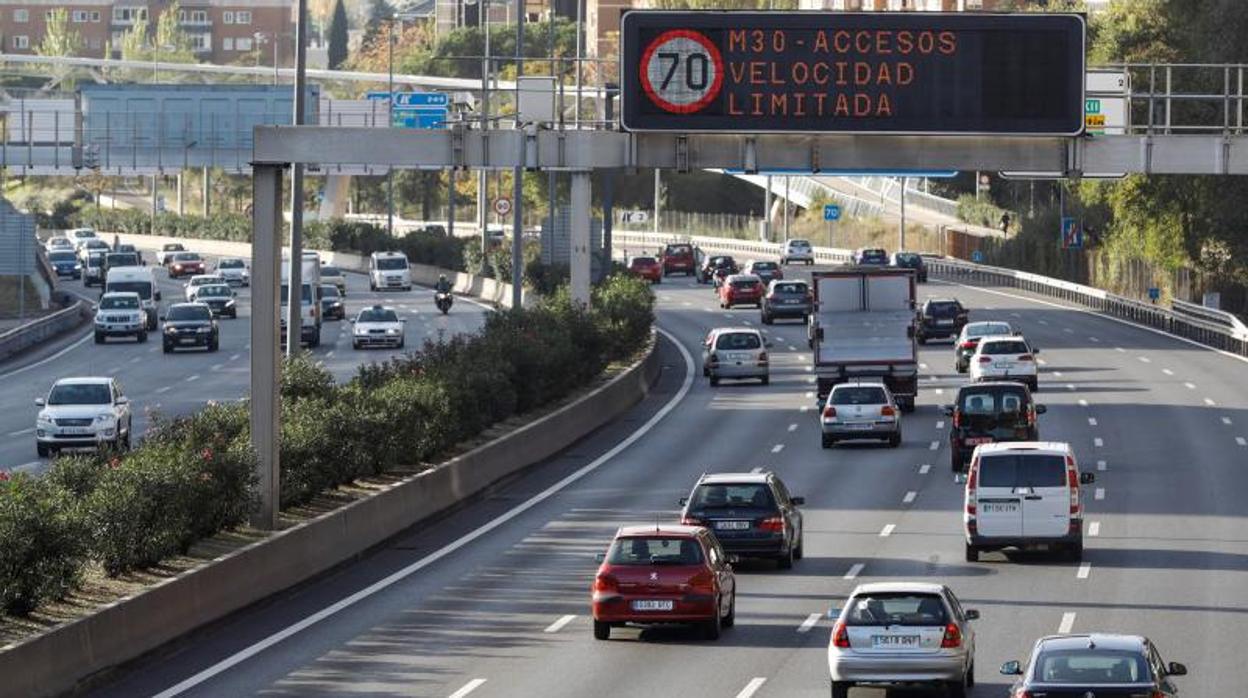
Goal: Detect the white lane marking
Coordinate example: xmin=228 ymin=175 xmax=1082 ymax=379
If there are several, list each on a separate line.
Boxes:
xmin=788 ymin=423 xmax=798 ymax=432
xmin=1011 ymin=312 xmax=1021 ymax=318
xmin=1088 ymin=522 xmax=1101 ymax=537
xmin=1038 ymin=319 xmax=1049 ymax=325
xmin=1237 ymin=437 xmax=1247 ymax=447
xmin=1066 ymin=383 xmax=1076 ymax=391
xmin=929 ymin=440 xmax=940 ymax=451
xmin=750 ymin=466 xmax=763 ymax=474
xmin=1097 ymin=460 xmax=1107 ymax=471
xmin=155 ymin=386 xmax=172 ymax=394
xmin=879 ymin=524 xmax=896 ymax=537
xmin=1162 ymin=368 xmax=1174 ymax=376
xmin=0 ymin=326 xmax=95 ymax=379
xmin=805 ymin=391 xmax=815 ymax=399
xmin=903 ymin=491 xmax=917 ymax=504
xmin=1089 ymin=336 xmax=1100 ymax=343
xmin=1051 ymin=370 xmax=1063 ymax=377
xmin=230 ymin=353 xmax=241 ymax=361
xmin=735 ymin=678 xmax=767 ymax=698
xmin=108 ymin=367 xmax=120 ymax=374
xmin=1063 ymin=327 xmax=1074 ymax=334
xmin=1077 ymin=562 xmax=1092 ymax=579
xmin=543 ymin=614 xmax=576 ymax=634
xmin=844 ymin=563 xmax=865 ymax=580
xmin=326 ymin=351 xmax=335 ymax=359
xmin=129 ymin=356 xmax=142 ymax=364
xmin=788 ymin=345 xmax=797 ymax=352
xmin=807 ymin=376 xmax=816 ymax=383
xmin=448 ymin=679 xmax=487 ymax=698
xmin=1203 ymin=398 xmax=1216 ymax=406
xmin=1094 ymin=488 xmax=1105 ymax=500
xmin=148 ymin=326 xmax=697 ymax=698
xmin=211 ymin=363 xmax=224 ymax=371
xmin=771 ymin=443 xmax=785 ymax=453
xmin=1114 ymin=346 xmax=1126 ymax=353
xmin=742 ymin=320 xmax=753 ymax=326
xmin=1138 ymin=356 xmax=1151 ymax=363
xmin=920 ymin=362 xmax=929 ymax=370
xmin=7 ymin=427 xmax=34 ymax=437
xmin=935 ymin=420 xmax=945 ymax=429
xmin=1087 ymin=417 xmax=1098 ymax=427
xmin=799 ymin=405 xmax=810 ymax=413
xmin=186 ymin=374 xmax=200 ymax=383
xmin=1094 ymin=437 xmax=1104 ymax=447
xmin=723 ymin=313 xmax=732 ymax=319
xmin=682 ymin=301 xmax=692 ymax=307
xmin=919 ymin=464 xmax=931 ymax=475
xmin=1222 ymin=417 xmax=1233 ymax=425
xmin=1078 ymin=399 xmax=1089 ymax=407
xmin=934 ymin=388 xmax=944 ymax=395
xmin=1184 ymin=382 xmax=1197 ymax=390
xmin=798 ymin=613 xmax=822 ymax=633
xmin=1058 ymin=612 xmax=1077 ymax=634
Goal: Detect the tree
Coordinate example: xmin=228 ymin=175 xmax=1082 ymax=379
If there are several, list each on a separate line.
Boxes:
xmin=327 ymin=0 xmax=349 ymax=69
xmin=36 ymin=8 xmax=82 ymax=90
xmin=363 ymin=0 xmax=394 ymax=49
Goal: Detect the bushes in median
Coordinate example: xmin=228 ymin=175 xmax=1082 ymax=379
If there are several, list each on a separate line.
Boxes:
xmin=0 ymin=274 xmax=654 ymax=617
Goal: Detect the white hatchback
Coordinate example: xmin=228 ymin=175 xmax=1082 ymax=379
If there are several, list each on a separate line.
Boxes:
xmin=968 ymin=335 xmax=1039 ymax=391
xmin=185 ymin=274 xmax=226 ymax=302
xmin=780 ymin=239 xmax=814 ymax=265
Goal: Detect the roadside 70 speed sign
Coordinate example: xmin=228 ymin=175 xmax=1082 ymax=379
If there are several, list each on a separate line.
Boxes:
xmin=640 ymin=29 xmax=724 ymax=114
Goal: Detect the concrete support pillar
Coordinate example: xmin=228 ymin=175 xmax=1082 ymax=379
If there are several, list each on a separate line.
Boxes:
xmin=250 ymin=164 xmax=284 ymax=530
xmin=202 ymin=166 xmax=210 ymax=216
xmin=570 ymin=170 xmax=591 ymax=307
xmin=319 ymin=174 xmax=351 ymax=219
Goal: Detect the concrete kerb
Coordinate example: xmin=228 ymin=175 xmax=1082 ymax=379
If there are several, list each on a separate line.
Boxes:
xmin=0 ymin=330 xmax=662 ymax=698
xmin=0 ymin=299 xmax=92 ymax=364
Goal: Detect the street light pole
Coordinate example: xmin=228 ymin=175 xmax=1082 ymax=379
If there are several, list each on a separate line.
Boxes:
xmin=510 ymin=0 xmax=525 ymax=310
xmin=286 ymin=0 xmax=309 ymax=356
xmin=387 ymin=21 xmax=395 ymax=238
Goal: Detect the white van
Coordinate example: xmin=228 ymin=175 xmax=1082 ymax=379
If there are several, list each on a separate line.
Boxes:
xmin=369 ymin=251 xmax=411 ymax=291
xmin=963 ymin=442 xmax=1093 ymax=562
xmin=103 ymin=266 xmax=160 ymax=330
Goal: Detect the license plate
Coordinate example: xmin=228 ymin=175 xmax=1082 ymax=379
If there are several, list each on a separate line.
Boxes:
xmin=61 ymin=427 xmax=91 ymax=435
xmin=873 ymin=635 xmax=921 ymax=648
xmin=715 ymin=521 xmax=750 ymax=530
xmin=966 ymin=437 xmax=993 ymax=445
xmin=784 ymin=299 xmax=800 ymax=304
xmin=994 ymin=363 xmax=1014 ymax=369
xmin=849 ymin=423 xmax=875 ymax=430
xmin=180 ymin=337 xmax=197 ymax=344
xmin=982 ymin=502 xmax=1020 ymax=514
xmin=631 ymin=599 xmax=674 ymax=612
xmin=937 ymin=319 xmax=954 ymax=325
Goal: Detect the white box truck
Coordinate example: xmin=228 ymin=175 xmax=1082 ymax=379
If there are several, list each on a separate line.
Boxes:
xmin=280 ymin=251 xmax=322 ymax=347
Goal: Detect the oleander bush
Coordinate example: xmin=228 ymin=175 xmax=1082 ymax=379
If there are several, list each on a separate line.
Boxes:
xmin=0 ymin=274 xmax=654 ymax=616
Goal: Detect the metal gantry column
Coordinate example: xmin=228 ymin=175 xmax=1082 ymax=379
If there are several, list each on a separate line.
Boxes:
xmin=286 ymin=0 xmax=309 ymax=355
xmin=570 ymin=170 xmax=592 ymax=306
xmin=250 ymin=164 xmax=284 ymax=530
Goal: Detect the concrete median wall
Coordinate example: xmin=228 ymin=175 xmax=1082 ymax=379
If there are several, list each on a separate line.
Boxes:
xmin=0 ymin=299 xmax=91 ymax=364
xmin=0 ymin=331 xmax=661 ymax=698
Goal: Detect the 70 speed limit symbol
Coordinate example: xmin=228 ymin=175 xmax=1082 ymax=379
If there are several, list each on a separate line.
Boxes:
xmin=639 ymin=29 xmax=723 ymax=114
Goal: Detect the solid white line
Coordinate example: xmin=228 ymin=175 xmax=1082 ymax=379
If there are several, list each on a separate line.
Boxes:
xmin=7 ymin=427 xmax=34 ymax=437
xmin=1097 ymin=460 xmax=1107 ymax=471
xmin=1087 ymin=417 xmax=1098 ymax=426
xmin=1237 ymin=437 xmax=1247 ymax=447
xmin=148 ymin=326 xmax=697 ymax=698
xmin=935 ymin=421 xmax=945 ymax=429
xmin=1094 ymin=437 xmax=1104 ymax=447
xmin=919 ymin=464 xmax=931 ymax=475
xmin=1058 ymin=612 xmax=1077 ymax=633
xmin=1095 ymin=488 xmax=1105 ymax=500
xmin=903 ymin=491 xmax=917 ymax=504
xmin=798 ymin=613 xmax=822 ymax=633
xmin=1066 ymin=383 xmax=1076 ymax=391
xmin=543 ymin=614 xmax=576 ymax=634
xmin=1222 ymin=417 xmax=1233 ymax=425
xmin=735 ymin=678 xmax=767 ymax=698
xmin=1138 ymin=356 xmax=1151 ymax=363
xmin=1089 ymin=336 xmax=1100 ymax=343
xmin=448 ymin=679 xmax=487 ymax=698
xmin=1203 ymin=398 xmax=1216 ymax=406
xmin=1184 ymin=382 xmax=1197 ymax=390
xmin=879 ymin=524 xmax=895 ymax=537
xmin=771 ymin=443 xmax=785 ymax=453
xmin=1162 ymin=368 xmax=1174 ymax=376
xmin=186 ymin=374 xmax=200 ymax=382
xmin=1078 ymin=399 xmax=1089 ymax=407
xmin=229 ymin=353 xmax=241 ymax=361
xmin=0 ymin=326 xmax=94 ymax=379
xmin=788 ymin=423 xmax=798 ymax=432
xmin=155 ymin=385 xmax=172 ymax=394
xmin=929 ymin=440 xmax=940 ymax=451
xmin=1088 ymin=522 xmax=1101 ymax=537
xmin=750 ymin=466 xmax=763 ymax=474
xmin=844 ymin=562 xmax=865 ymax=580
xmin=1077 ymin=563 xmax=1092 ymax=579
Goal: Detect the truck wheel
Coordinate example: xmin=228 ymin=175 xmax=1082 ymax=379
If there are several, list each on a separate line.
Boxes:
xmin=37 ymin=443 xmax=50 ymax=458
xmin=831 ymin=681 xmax=851 ymax=698
xmin=821 ymin=434 xmax=834 ymax=449
xmin=965 ymin=543 xmax=979 ymax=563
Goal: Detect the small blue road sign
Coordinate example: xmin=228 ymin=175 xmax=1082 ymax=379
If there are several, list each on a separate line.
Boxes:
xmin=971 ymin=250 xmax=985 ymax=263
xmin=823 ymin=204 xmax=842 ymax=221
xmin=1061 ymin=216 xmax=1083 ymax=249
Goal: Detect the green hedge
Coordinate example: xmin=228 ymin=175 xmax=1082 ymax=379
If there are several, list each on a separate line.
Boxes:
xmin=0 ymin=274 xmax=654 ymax=617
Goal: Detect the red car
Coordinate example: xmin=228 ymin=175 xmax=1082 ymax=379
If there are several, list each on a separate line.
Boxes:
xmin=719 ymin=274 xmax=765 ymax=309
xmin=660 ymin=243 xmax=696 ymax=277
xmin=592 ymin=524 xmax=737 ymax=641
xmin=167 ymin=252 xmax=205 ymax=278
xmin=628 ymin=255 xmax=662 ymax=284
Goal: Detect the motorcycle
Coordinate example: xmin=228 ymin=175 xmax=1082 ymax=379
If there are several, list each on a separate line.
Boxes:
xmin=435 ymin=291 xmax=453 ymax=315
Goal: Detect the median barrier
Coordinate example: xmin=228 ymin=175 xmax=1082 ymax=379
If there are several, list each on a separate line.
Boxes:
xmin=0 ymin=329 xmax=661 ymax=698
xmin=0 ymin=298 xmax=92 ymax=364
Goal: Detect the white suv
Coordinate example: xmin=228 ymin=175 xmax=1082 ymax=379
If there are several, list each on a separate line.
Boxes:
xmin=969 ymin=335 xmax=1040 ymax=392
xmin=35 ymin=377 xmax=133 ymax=457
xmin=369 ymin=251 xmax=411 ymax=291
xmin=94 ymin=292 xmax=148 ymax=344
xmin=780 ymin=238 xmax=814 ymax=265
xmin=963 ymin=442 xmax=1094 ymax=562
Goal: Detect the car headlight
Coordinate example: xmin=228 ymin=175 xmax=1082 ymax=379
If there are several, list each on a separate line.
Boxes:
xmin=74 ymin=263 xmax=82 ymax=270
xmin=198 ymin=326 xmax=212 ymax=333
xmin=164 ymin=325 xmax=177 ymax=334
xmin=385 ymin=328 xmax=401 ymax=336
xmin=354 ymin=327 xmax=367 ymax=336
xmin=94 ymin=414 xmax=112 ymax=424
xmin=225 ymin=299 xmax=236 ymax=307
xmin=37 ymin=414 xmax=52 ymax=426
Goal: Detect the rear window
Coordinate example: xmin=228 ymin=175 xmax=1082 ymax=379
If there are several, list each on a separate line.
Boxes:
xmin=219 ymin=259 xmax=245 ymax=269
xmin=772 ymin=282 xmax=807 ymax=295
xmin=715 ymin=332 xmax=761 ymax=350
xmin=981 ymin=340 xmax=1030 ymax=355
xmin=163 ymin=244 xmax=184 ymax=251
xmin=965 ymin=323 xmax=1011 ymax=338
xmin=730 ymin=279 xmax=759 ymax=289
xmin=927 ymin=302 xmax=961 ymax=318
xmin=631 ymin=256 xmax=657 ymax=266
xmin=959 ymin=390 xmax=1027 ymax=414
xmin=607 ymin=537 xmax=703 ymax=565
xmin=709 ymin=256 xmax=734 ymax=267
xmin=48 ymin=251 xmax=76 ymax=262
xmin=751 ymin=262 xmax=778 ymax=271
xmin=787 ymin=239 xmax=810 ymax=248
xmin=831 ymin=386 xmax=888 ymax=405
xmin=359 ymin=308 xmax=399 ymax=323
xmin=1034 ymin=650 xmax=1148 ymax=684
xmin=320 ymin=266 xmax=341 ymax=276
xmin=174 ymin=253 xmax=201 ymax=261
xmin=100 ymin=296 xmax=140 ymax=310
xmin=664 ymin=244 xmax=693 ymax=256
xmin=376 ymin=257 xmax=408 ymax=270
xmin=845 ymin=592 xmax=948 ymax=627
xmin=977 ymin=454 xmax=1067 ymax=488
xmin=689 ymin=483 xmax=775 ymax=510
xmin=895 ymin=252 xmax=920 ymax=264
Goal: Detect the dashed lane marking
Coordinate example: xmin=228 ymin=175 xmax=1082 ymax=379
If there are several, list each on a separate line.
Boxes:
xmin=1184 ymin=382 xmax=1197 ymax=390
xmin=771 ymin=444 xmax=785 ymax=453
xmin=797 ymin=613 xmax=822 ymax=633
xmin=935 ymin=421 xmax=945 ymax=429
xmin=1077 ymin=563 xmax=1092 ymax=580
xmin=735 ymin=678 xmax=767 ymax=698
xmin=156 ymin=386 xmax=172 ymax=394
xmin=920 ymin=362 xmax=929 ymax=370
xmin=1138 ymin=356 xmax=1151 ymax=363
xmin=903 ymin=491 xmax=917 ymax=504
xmin=1088 ymin=522 xmax=1101 ymax=537
xmin=788 ymin=423 xmax=798 ymax=432
xmin=879 ymin=524 xmax=896 ymax=537
xmin=1115 ymin=347 xmax=1126 ymax=353
xmin=1058 ymin=612 xmax=1077 ymax=633
xmin=230 ymin=354 xmax=241 ymax=361
xmin=1095 ymin=488 xmax=1105 ymax=500
xmin=1204 ymin=398 xmax=1216 ymax=406
xmin=1063 ymin=328 xmax=1074 ymax=334
xmin=750 ymin=467 xmax=763 ymax=474
xmin=1089 ymin=336 xmax=1100 ymax=343
xmin=788 ymin=345 xmax=797 ymax=352
xmin=1162 ymin=368 xmax=1174 ymax=376
xmin=919 ymin=464 xmax=931 ymax=475
xmin=929 ymin=441 xmax=940 ymax=451
xmin=326 ymin=351 xmax=335 ymax=358
xmin=1052 ymin=371 xmax=1063 ymax=378
xmin=1237 ymin=437 xmax=1247 ymax=447
xmin=1097 ymin=460 xmax=1107 ymax=471
xmin=805 ymin=391 xmax=815 ymax=399
xmin=7 ymin=427 xmax=34 ymax=437
xmin=1066 ymin=384 xmax=1076 ymax=391
xmin=844 ymin=563 xmax=865 ymax=579
xmin=799 ymin=405 xmax=810 ymax=413
xmin=1222 ymin=417 xmax=1233 ymax=425
xmin=1038 ymin=319 xmax=1049 ymax=325
xmin=1094 ymin=437 xmax=1104 ymax=448
xmin=543 ymin=615 xmax=576 ymax=634
xmin=129 ymin=356 xmax=141 ymax=364
xmin=448 ymin=679 xmax=487 ymax=698
xmin=186 ymin=374 xmax=200 ymax=382
xmin=1088 ymin=418 xmax=1098 ymax=427
xmin=1078 ymin=399 xmax=1089 ymax=407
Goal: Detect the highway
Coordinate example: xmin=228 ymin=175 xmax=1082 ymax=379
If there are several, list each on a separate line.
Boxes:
xmin=0 ymin=252 xmax=487 ymax=476
xmin=85 ymin=264 xmax=1248 ymax=697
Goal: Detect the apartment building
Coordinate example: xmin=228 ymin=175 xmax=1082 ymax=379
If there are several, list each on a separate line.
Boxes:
xmin=0 ymin=0 xmax=294 ymax=65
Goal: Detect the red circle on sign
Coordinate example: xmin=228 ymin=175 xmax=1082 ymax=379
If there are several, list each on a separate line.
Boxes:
xmin=639 ymin=29 xmax=724 ymax=115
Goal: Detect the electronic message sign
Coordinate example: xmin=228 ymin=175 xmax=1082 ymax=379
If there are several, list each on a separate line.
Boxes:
xmin=620 ymin=12 xmax=1086 ymax=135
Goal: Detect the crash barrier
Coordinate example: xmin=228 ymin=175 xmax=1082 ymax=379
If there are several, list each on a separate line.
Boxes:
xmin=0 ymin=298 xmax=91 ymax=364
xmin=612 ymin=231 xmax=1248 ymax=359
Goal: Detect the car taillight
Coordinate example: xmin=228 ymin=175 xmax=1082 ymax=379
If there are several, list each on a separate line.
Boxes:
xmin=757 ymin=351 xmax=768 ymax=365
xmin=979 ymin=356 xmax=992 ymax=363
xmin=593 ymin=573 xmax=618 ymax=594
xmin=759 ymin=516 xmax=785 ymax=533
xmin=880 ymin=405 xmax=896 ymax=417
xmin=1017 ymin=354 xmax=1034 ymax=362
xmin=952 ymin=409 xmax=962 ymax=428
xmin=965 ymin=460 xmax=978 ymax=516
xmin=1014 ymin=691 xmax=1034 ymax=698
xmin=822 ymin=405 xmax=837 ymax=419
xmin=1066 ymin=455 xmax=1081 ymax=516
xmin=832 ymin=621 xmax=851 ymax=648
xmin=940 ymin=622 xmax=962 ymax=648
xmin=688 ymin=570 xmax=717 ymax=594
xmin=960 ymin=341 xmax=977 ymax=349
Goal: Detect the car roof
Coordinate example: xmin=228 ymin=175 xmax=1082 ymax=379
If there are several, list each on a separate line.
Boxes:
xmin=976 ymin=441 xmax=1072 ymax=456
xmin=851 ymin=581 xmax=947 ymax=595
xmin=925 ymin=297 xmax=959 ymax=304
xmin=373 ymin=251 xmax=405 ymax=257
xmin=698 ymin=472 xmax=771 ymax=484
xmin=1034 ymin=634 xmax=1147 ymax=653
xmin=709 ymin=326 xmax=763 ymax=337
xmin=101 ymin=291 xmax=141 ymax=298
xmin=53 ymin=376 xmax=112 ymax=386
xmin=616 ymin=524 xmax=703 ymax=537
xmin=831 ymin=381 xmax=887 ymax=390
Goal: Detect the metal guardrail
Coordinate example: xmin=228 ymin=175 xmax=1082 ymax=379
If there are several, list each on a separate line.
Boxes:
xmin=613 ymin=231 xmax=1248 ymax=359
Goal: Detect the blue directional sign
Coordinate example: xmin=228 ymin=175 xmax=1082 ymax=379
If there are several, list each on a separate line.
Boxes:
xmin=367 ymin=91 xmax=449 ymax=129
xmin=1148 ymin=287 xmax=1161 ymax=302
xmin=971 ymin=250 xmax=985 ymax=263
xmin=1060 ymin=216 xmax=1083 ymax=249
xmin=823 ymin=204 xmax=842 ymax=222
xmin=394 ymin=92 xmax=449 ymax=108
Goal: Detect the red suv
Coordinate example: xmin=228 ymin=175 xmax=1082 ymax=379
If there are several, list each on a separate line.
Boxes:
xmin=627 ymin=255 xmax=662 ymax=284
xmin=720 ymin=274 xmax=765 ymax=309
xmin=660 ymin=243 xmax=696 ymax=277
xmin=592 ymin=525 xmax=737 ymax=641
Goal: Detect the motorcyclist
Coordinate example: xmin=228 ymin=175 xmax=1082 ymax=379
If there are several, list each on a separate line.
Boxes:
xmin=434 ymin=274 xmax=452 ymax=294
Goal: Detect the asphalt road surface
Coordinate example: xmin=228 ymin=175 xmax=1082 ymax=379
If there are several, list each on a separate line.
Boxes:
xmin=0 ymin=252 xmax=487 ymax=476
xmin=86 ymin=265 xmax=1248 ymax=697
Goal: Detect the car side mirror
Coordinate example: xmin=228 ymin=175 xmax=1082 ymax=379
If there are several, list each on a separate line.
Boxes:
xmin=790 ymin=496 xmax=805 ymax=506
xmin=942 ymin=405 xmax=954 ymax=417
xmin=35 ymin=397 xmax=46 ymax=407
xmin=115 ymin=396 xmax=129 ymax=406
xmin=1035 ymin=404 xmax=1047 ymax=414
xmin=964 ymin=609 xmax=980 ymax=621
xmin=1080 ymin=472 xmax=1095 ymax=485
xmin=1167 ymin=661 xmax=1187 ymax=676
xmin=678 ymin=497 xmax=688 ymax=506
xmin=1000 ymin=661 xmax=1023 ymax=676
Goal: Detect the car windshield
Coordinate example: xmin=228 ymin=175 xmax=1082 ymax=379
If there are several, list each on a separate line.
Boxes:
xmin=981 ymin=340 xmax=1030 ymax=355
xmin=895 ymin=252 xmax=921 ymax=264
xmin=978 ymin=454 xmax=1067 ymax=488
xmin=359 ymin=308 xmax=398 ymax=323
xmin=107 ymin=254 xmax=139 ymax=266
xmin=959 ymin=390 xmax=1028 ymax=415
xmin=87 ymin=253 xmax=104 ymax=266
xmin=106 ymin=281 xmax=152 ymax=300
xmin=715 ymin=332 xmax=761 ymax=350
xmin=168 ymin=305 xmax=211 ymax=321
xmin=844 ymin=592 xmax=949 ymax=627
xmin=48 ymin=383 xmax=111 ymax=405
xmin=174 ymin=253 xmax=200 ymax=261
xmin=376 ymin=257 xmax=408 ymax=270
xmin=788 ymin=240 xmax=810 ymax=248
xmin=966 ymin=323 xmax=1012 ymax=338
xmin=100 ymin=296 xmax=140 ymax=310
xmin=321 ymin=285 xmax=340 ymax=298
xmin=1034 ymin=650 xmax=1148 ymax=684
xmin=772 ymin=282 xmax=807 ymax=295
xmin=321 ymin=266 xmax=341 ymax=276
xmin=689 ymin=483 xmax=775 ymax=510
xmin=197 ymin=286 xmax=230 ymax=298
xmin=218 ymin=259 xmax=244 ymax=269
xmin=49 ymin=251 xmax=76 ymax=262
xmin=927 ymin=302 xmax=961 ymax=317
xmin=831 ymin=386 xmax=889 ymax=405
xmin=607 ymin=537 xmax=704 ymax=566
xmin=665 ymin=244 xmax=692 ymax=256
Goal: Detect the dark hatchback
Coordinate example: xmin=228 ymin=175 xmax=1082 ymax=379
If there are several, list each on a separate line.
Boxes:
xmin=679 ymin=472 xmax=804 ymax=569
xmin=320 ymin=284 xmax=345 ymax=320
xmin=699 ymin=255 xmax=738 ymax=285
xmin=162 ymin=303 xmax=219 ymax=353
xmin=1002 ymin=634 xmax=1187 ymax=698
xmin=916 ymin=298 xmax=968 ymax=344
xmin=890 ymin=251 xmax=928 ymax=282
xmin=855 ymin=248 xmax=889 ymax=265
xmin=761 ymin=280 xmax=812 ymax=324
xmin=944 ymin=382 xmax=1045 ymax=473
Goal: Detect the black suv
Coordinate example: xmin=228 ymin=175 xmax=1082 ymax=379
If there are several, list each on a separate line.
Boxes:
xmin=679 ymin=472 xmax=805 ymax=569
xmin=162 ymin=302 xmax=220 ymax=353
xmin=916 ymin=298 xmax=968 ymax=344
xmin=890 ymin=251 xmax=928 ymax=282
xmin=943 ymin=382 xmax=1046 ymax=472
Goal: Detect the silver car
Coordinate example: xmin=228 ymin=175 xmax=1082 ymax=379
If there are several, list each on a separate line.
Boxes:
xmin=702 ymin=328 xmax=770 ymax=386
xmin=820 ymin=382 xmax=902 ymax=448
xmin=828 ymin=582 xmax=978 ymax=698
